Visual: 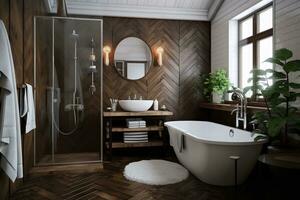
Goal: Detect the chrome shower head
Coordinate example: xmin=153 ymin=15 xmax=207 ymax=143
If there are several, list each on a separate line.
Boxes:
xmin=71 ymin=30 xmax=79 ymax=40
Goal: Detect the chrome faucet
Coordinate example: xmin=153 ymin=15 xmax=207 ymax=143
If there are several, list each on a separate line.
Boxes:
xmin=230 ymin=86 xmax=247 ymax=130
xmin=128 ymin=94 xmax=139 ymax=100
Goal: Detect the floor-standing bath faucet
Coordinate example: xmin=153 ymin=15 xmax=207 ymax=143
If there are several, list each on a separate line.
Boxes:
xmin=230 ymin=87 xmax=247 ymax=129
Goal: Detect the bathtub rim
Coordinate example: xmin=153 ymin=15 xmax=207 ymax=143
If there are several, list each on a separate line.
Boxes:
xmin=164 ymin=120 xmax=268 ymax=146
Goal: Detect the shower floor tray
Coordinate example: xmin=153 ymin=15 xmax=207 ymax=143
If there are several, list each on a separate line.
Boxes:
xmin=38 ymin=152 xmax=101 ymax=165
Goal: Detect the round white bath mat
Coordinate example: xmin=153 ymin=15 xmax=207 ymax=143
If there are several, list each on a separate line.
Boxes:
xmin=124 ymin=160 xmax=189 ymax=185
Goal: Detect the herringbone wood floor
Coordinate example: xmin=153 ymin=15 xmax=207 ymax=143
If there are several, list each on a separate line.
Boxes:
xmin=10 ymin=156 xmax=298 ymax=200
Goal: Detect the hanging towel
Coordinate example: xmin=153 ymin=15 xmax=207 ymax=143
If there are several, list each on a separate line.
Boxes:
xmin=169 ymin=128 xmax=185 ymax=153
xmin=21 ymin=83 xmax=36 ymax=133
xmin=0 ymin=20 xmax=23 ymax=182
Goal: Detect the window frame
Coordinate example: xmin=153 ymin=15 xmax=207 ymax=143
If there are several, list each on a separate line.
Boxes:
xmin=238 ymin=3 xmax=273 ymax=90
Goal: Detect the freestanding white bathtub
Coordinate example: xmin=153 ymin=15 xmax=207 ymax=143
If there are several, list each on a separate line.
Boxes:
xmin=164 ymin=121 xmax=268 ymax=186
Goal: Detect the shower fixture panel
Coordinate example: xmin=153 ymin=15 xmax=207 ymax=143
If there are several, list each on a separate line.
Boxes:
xmin=89 ymin=37 xmax=97 ymax=95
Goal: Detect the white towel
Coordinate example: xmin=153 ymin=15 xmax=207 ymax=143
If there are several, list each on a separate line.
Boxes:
xmin=169 ymin=128 xmax=185 ymax=153
xmin=21 ymin=83 xmax=36 ymax=133
xmin=0 ymin=20 xmax=23 ymax=182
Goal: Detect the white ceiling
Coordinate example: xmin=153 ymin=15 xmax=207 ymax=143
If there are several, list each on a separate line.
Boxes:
xmin=47 ymin=0 xmax=224 ymax=21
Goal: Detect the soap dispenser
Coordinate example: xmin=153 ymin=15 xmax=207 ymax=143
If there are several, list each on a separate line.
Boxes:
xmin=154 ymin=99 xmax=158 ymax=111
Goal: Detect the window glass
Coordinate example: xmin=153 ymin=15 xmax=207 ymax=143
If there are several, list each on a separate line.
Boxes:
xmin=240 ymin=17 xmax=253 ymax=40
xmin=240 ymin=43 xmax=253 ymax=89
xmin=258 ymin=7 xmax=273 ymax=33
xmin=258 ymin=36 xmax=273 ymax=86
xmin=258 ymin=36 xmax=273 ymax=71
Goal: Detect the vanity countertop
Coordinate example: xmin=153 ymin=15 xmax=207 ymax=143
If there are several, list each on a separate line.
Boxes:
xmin=103 ymin=110 xmax=173 ymax=117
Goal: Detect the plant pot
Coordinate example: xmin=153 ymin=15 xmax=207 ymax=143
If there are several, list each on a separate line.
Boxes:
xmin=212 ymin=92 xmax=223 ymax=103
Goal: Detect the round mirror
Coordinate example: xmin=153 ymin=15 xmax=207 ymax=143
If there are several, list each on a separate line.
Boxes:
xmin=114 ymin=37 xmax=152 ymax=80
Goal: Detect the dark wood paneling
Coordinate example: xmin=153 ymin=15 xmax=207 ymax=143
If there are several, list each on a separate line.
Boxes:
xmin=23 ymin=0 xmax=49 ymax=176
xmin=103 ymin=17 xmax=211 ymax=119
xmin=9 ymin=0 xmax=24 ymax=85
xmin=0 ymin=0 xmax=10 ymax=31
xmin=179 ymin=21 xmax=210 ymax=119
xmin=0 ymin=0 xmax=48 ymax=199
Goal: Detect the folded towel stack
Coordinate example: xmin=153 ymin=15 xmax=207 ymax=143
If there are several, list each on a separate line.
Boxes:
xmin=126 ymin=118 xmax=146 ymax=128
xmin=124 ymin=132 xmax=148 ymax=143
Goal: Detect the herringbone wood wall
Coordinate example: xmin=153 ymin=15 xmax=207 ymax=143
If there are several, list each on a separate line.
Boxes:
xmin=103 ymin=17 xmax=210 ymax=119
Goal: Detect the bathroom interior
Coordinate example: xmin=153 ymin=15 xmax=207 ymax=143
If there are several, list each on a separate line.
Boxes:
xmin=0 ymin=0 xmax=299 ymax=199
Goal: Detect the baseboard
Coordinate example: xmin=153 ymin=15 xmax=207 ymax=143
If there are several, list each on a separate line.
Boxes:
xmin=29 ymin=162 xmax=103 ymax=175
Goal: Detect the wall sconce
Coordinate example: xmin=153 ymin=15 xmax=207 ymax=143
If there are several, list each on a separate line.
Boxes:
xmin=103 ymin=45 xmax=111 ymax=66
xmin=156 ymin=47 xmax=164 ymax=66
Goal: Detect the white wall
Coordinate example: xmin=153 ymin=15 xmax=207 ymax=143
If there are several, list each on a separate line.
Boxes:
xmin=211 ymin=0 xmax=300 ymax=84
xmin=275 ymin=0 xmax=300 ymax=83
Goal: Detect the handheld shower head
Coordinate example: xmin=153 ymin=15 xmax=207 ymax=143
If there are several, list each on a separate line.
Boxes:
xmin=230 ymin=86 xmax=245 ymax=101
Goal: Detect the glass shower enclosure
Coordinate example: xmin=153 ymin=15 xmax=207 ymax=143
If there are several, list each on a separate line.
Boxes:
xmin=34 ymin=16 xmax=103 ymax=165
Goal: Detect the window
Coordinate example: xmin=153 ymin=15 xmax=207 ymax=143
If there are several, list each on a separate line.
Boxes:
xmin=238 ymin=4 xmax=273 ymax=92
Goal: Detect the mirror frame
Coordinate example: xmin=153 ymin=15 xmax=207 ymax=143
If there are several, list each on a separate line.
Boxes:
xmin=113 ymin=36 xmax=153 ymax=81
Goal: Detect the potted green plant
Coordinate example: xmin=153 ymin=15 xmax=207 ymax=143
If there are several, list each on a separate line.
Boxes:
xmin=246 ymin=48 xmax=300 ymax=146
xmin=203 ymin=69 xmax=229 ymax=103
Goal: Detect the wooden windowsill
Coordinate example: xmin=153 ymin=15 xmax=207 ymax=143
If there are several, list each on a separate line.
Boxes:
xmin=199 ymin=101 xmax=267 ymax=112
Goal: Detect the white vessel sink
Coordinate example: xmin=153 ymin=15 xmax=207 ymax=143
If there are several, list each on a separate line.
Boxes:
xmin=119 ymin=100 xmax=153 ymax=112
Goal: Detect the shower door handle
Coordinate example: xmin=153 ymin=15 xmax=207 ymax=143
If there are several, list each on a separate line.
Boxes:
xmin=54 ymin=88 xmax=61 ymax=104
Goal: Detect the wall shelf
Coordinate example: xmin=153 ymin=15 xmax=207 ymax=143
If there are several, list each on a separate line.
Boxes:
xmin=112 ymin=126 xmax=164 ymax=132
xmin=111 ymin=140 xmax=164 ymax=148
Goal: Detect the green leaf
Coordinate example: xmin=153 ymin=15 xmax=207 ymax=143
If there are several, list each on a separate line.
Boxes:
xmin=288 ymin=107 xmax=298 ymax=114
xmin=247 ymin=77 xmax=266 ymax=83
xmin=265 ymin=69 xmax=274 ymax=73
xmin=269 ymin=98 xmax=286 ymax=107
xmin=252 ymin=111 xmax=268 ymax=122
xmin=271 ymin=107 xmax=287 ymax=117
xmin=250 ymin=119 xmax=259 ymax=124
xmin=273 ymin=71 xmax=287 ymax=79
xmin=265 ymin=58 xmax=284 ymax=66
xmin=243 ymin=86 xmax=252 ymax=95
xmin=251 ymin=69 xmax=266 ymax=76
xmin=274 ymin=48 xmax=293 ymax=61
xmin=272 ymin=80 xmax=289 ymax=95
xmin=289 ymin=92 xmax=300 ymax=100
xmin=290 ymin=83 xmax=300 ymax=89
xmin=287 ymin=115 xmax=300 ymax=127
xmin=267 ymin=117 xmax=286 ymax=137
xmin=253 ymin=129 xmax=263 ymax=134
xmin=284 ymin=60 xmax=300 ymax=73
xmin=254 ymin=135 xmax=268 ymax=142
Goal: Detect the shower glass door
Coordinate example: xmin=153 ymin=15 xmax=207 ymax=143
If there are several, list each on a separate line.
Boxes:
xmin=34 ymin=16 xmax=103 ymax=165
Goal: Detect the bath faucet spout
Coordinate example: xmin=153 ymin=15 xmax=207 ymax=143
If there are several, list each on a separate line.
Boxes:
xmin=230 ymin=87 xmax=247 ymax=130
xmin=230 ymin=108 xmax=238 ymax=115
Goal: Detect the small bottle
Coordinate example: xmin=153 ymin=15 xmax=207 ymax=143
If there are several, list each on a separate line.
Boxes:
xmin=154 ymin=99 xmax=158 ymax=111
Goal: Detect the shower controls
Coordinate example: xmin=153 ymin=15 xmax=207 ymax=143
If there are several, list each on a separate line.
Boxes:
xmin=89 ymin=54 xmax=96 ymax=62
xmin=65 ymin=104 xmax=84 ymax=111
xmin=89 ymin=37 xmax=97 ymax=95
